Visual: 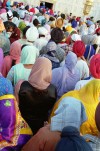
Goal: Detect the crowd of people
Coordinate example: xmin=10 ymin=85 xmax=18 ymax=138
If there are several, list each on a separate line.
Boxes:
xmin=0 ymin=1 xmax=100 ymax=151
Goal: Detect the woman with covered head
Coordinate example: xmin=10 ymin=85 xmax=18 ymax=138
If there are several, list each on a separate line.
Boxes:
xmin=51 ymin=51 xmax=80 ymax=99
xmin=50 ymin=79 xmax=100 ymax=136
xmin=7 ymin=45 xmax=37 ymax=86
xmin=0 ymin=48 xmax=13 ymax=96
xmin=22 ymin=97 xmax=87 ymax=151
xmin=75 ymin=53 xmax=100 ymax=90
xmin=15 ymin=57 xmax=57 ymax=134
xmin=73 ymin=40 xmax=89 ymax=79
xmin=2 ymin=41 xmax=21 ymax=77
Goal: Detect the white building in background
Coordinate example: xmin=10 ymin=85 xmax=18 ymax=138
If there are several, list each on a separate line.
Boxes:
xmin=16 ymin=0 xmax=100 ymax=21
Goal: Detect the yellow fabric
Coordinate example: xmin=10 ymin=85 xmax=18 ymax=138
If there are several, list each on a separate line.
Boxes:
xmin=66 ymin=26 xmax=73 ymax=33
xmin=50 ymin=79 xmax=100 ymax=136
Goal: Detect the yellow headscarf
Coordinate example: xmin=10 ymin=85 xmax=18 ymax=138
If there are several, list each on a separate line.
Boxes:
xmin=50 ymin=79 xmax=100 ymax=136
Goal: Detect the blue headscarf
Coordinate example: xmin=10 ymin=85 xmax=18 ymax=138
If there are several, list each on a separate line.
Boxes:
xmin=84 ymin=45 xmax=96 ymax=61
xmin=55 ymin=126 xmax=93 ymax=151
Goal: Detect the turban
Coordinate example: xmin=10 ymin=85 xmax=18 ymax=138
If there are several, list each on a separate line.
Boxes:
xmin=51 ymin=28 xmax=64 ymax=44
xmin=95 ymin=103 xmax=100 ymax=132
xmin=55 ymin=126 xmax=93 ymax=151
xmin=95 ymin=28 xmax=100 ymax=34
xmin=73 ymin=41 xmax=85 ymax=57
xmin=90 ymin=54 xmax=100 ymax=78
xmin=71 ymin=34 xmax=81 ymax=42
xmin=26 ymin=27 xmax=39 ymax=42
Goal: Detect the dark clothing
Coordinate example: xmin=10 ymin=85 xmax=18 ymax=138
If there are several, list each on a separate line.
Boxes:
xmin=19 ymin=81 xmax=57 ymax=134
xmin=10 ymin=27 xmax=20 ymax=43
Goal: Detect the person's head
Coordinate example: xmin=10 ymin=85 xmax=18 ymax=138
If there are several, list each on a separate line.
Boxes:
xmin=26 ymin=27 xmax=39 ymax=42
xmin=51 ymin=28 xmax=64 ymax=44
xmin=23 ymin=26 xmax=30 ymax=38
xmin=71 ymin=34 xmax=81 ymax=43
xmin=25 ymin=5 xmax=29 ymax=11
xmin=38 ymin=27 xmax=48 ymax=38
xmin=50 ymin=97 xmax=87 ymax=131
xmin=10 ymin=41 xmax=22 ymax=61
xmin=55 ymin=126 xmax=93 ymax=151
xmin=5 ymin=22 xmax=16 ymax=32
xmin=21 ymin=45 xmax=37 ymax=65
xmin=73 ymin=41 xmax=85 ymax=58
xmin=95 ymin=103 xmax=100 ymax=133
xmin=28 ymin=57 xmax=52 ymax=90
xmin=49 ymin=16 xmax=55 ymax=22
xmin=7 ymin=11 xmax=13 ymax=21
xmin=87 ymin=20 xmax=94 ymax=27
xmin=13 ymin=11 xmax=19 ymax=19
xmin=65 ymin=51 xmax=77 ymax=72
xmin=95 ymin=28 xmax=100 ymax=36
xmin=55 ymin=18 xmax=64 ymax=29
xmin=33 ymin=19 xmax=40 ymax=27
xmin=89 ymin=54 xmax=100 ymax=79
xmin=61 ymin=13 xmax=65 ymax=20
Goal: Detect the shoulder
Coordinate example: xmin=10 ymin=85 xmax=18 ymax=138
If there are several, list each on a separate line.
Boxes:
xmin=47 ymin=84 xmax=57 ymax=98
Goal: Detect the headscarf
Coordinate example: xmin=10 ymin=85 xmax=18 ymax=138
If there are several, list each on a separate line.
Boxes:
xmin=52 ymin=51 xmax=80 ymax=98
xmin=0 ymin=48 xmax=4 ymax=72
xmin=90 ymin=54 xmax=100 ymax=79
xmin=0 ymin=19 xmax=5 ymax=32
xmin=10 ymin=41 xmax=21 ymax=63
xmin=50 ymin=97 xmax=87 ymax=131
xmin=21 ymin=46 xmax=37 ymax=64
xmin=55 ymin=126 xmax=93 ymax=151
xmin=50 ymin=79 xmax=100 ymax=135
xmin=87 ymin=20 xmax=94 ymax=26
xmin=71 ymin=34 xmax=81 ymax=42
xmin=26 ymin=27 xmax=39 ymax=42
xmin=95 ymin=103 xmax=100 ymax=132
xmin=73 ymin=41 xmax=85 ymax=57
xmin=95 ymin=28 xmax=100 ymax=35
xmin=51 ymin=28 xmax=64 ymax=44
xmin=0 ymin=8 xmax=6 ymax=14
xmin=28 ymin=57 xmax=52 ymax=90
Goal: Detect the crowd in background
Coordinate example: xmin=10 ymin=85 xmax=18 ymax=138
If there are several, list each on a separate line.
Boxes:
xmin=0 ymin=1 xmax=100 ymax=151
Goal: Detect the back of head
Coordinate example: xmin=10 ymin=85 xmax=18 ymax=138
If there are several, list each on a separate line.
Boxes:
xmin=65 ymin=51 xmax=77 ymax=71
xmin=55 ymin=126 xmax=93 ymax=151
xmin=51 ymin=28 xmax=64 ymax=44
xmin=90 ymin=54 xmax=100 ymax=79
xmin=21 ymin=45 xmax=37 ymax=64
xmin=73 ymin=41 xmax=85 ymax=57
xmin=71 ymin=34 xmax=81 ymax=42
xmin=26 ymin=27 xmax=39 ymax=42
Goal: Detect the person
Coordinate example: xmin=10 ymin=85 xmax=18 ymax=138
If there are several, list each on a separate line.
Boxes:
xmin=83 ymin=103 xmax=100 ymax=151
xmin=84 ymin=35 xmax=98 ymax=62
xmin=7 ymin=45 xmax=37 ymax=86
xmin=55 ymin=126 xmax=93 ymax=151
xmin=73 ymin=41 xmax=89 ymax=79
xmin=2 ymin=41 xmax=21 ymax=77
xmin=50 ymin=79 xmax=100 ymax=136
xmin=22 ymin=97 xmax=87 ymax=151
xmin=79 ymin=18 xmax=88 ymax=36
xmin=87 ymin=20 xmax=95 ymax=35
xmin=0 ymin=48 xmax=13 ymax=96
xmin=41 ymin=41 xmax=60 ymax=69
xmin=15 ymin=57 xmax=57 ymax=134
xmin=4 ymin=21 xmax=20 ymax=43
xmin=0 ymin=94 xmax=32 ymax=150
xmin=51 ymin=51 xmax=80 ymax=99
xmin=75 ymin=54 xmax=100 ymax=90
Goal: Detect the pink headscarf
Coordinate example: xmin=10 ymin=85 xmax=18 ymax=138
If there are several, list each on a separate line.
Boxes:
xmin=2 ymin=41 xmax=21 ymax=77
xmin=28 ymin=57 xmax=52 ymax=90
xmin=0 ymin=48 xmax=4 ymax=72
xmin=90 ymin=54 xmax=100 ymax=79
xmin=0 ymin=8 xmax=6 ymax=14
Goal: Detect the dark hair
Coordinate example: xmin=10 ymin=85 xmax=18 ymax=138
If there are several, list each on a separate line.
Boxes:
xmin=25 ymin=5 xmax=29 ymax=11
xmin=23 ymin=26 xmax=30 ymax=36
xmin=51 ymin=28 xmax=64 ymax=44
xmin=49 ymin=16 xmax=55 ymax=21
xmin=21 ymin=44 xmax=28 ymax=50
xmin=33 ymin=19 xmax=40 ymax=27
xmin=92 ymin=44 xmax=98 ymax=50
xmin=61 ymin=13 xmax=65 ymax=20
xmin=13 ymin=11 xmax=19 ymax=19
xmin=12 ymin=59 xmax=16 ymax=66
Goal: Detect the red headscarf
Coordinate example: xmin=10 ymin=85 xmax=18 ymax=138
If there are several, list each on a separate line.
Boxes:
xmin=90 ymin=54 xmax=100 ymax=78
xmin=73 ymin=41 xmax=85 ymax=57
xmin=95 ymin=28 xmax=100 ymax=34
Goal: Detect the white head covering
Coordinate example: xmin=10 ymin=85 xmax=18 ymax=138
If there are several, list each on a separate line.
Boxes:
xmin=71 ymin=34 xmax=81 ymax=42
xmin=50 ymin=97 xmax=87 ymax=131
xmin=26 ymin=27 xmax=39 ymax=42
xmin=38 ymin=27 xmax=48 ymax=36
xmin=7 ymin=10 xmax=13 ymax=20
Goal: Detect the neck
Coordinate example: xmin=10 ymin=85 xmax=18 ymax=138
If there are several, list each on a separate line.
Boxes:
xmin=23 ymin=64 xmax=33 ymax=69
